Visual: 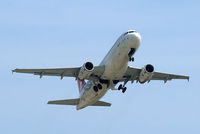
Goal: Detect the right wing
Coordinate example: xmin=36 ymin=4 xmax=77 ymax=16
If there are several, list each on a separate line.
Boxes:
xmin=12 ymin=66 xmax=105 ymax=80
xmin=124 ymin=66 xmax=189 ymax=83
xmin=151 ymin=71 xmax=189 ymax=82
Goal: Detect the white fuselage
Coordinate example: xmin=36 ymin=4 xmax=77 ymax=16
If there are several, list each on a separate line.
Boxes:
xmin=77 ymin=31 xmax=141 ymax=110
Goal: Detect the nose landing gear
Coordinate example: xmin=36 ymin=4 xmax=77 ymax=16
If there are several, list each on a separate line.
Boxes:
xmin=128 ymin=48 xmax=135 ymax=62
xmin=129 ymin=57 xmax=134 ymax=62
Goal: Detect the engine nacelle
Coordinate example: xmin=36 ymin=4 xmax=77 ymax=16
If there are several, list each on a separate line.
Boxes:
xmin=139 ymin=64 xmax=154 ymax=83
xmin=78 ymin=62 xmax=94 ymax=80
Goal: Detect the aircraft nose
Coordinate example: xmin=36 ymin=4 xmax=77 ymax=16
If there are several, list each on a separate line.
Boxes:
xmin=123 ymin=30 xmax=141 ymax=49
xmin=128 ymin=31 xmax=141 ymax=44
xmin=124 ymin=30 xmax=141 ymax=42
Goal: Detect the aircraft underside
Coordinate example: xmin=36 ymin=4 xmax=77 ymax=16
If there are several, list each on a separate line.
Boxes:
xmin=12 ymin=30 xmax=189 ymax=110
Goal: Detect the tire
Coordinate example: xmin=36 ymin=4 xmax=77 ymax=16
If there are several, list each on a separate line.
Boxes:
xmin=131 ymin=57 xmax=134 ymax=62
xmin=129 ymin=57 xmax=132 ymax=61
xmin=97 ymin=84 xmax=102 ymax=90
xmin=122 ymin=87 xmax=127 ymax=93
xmin=93 ymin=86 xmax=98 ymax=92
xmin=118 ymin=84 xmax=122 ymax=90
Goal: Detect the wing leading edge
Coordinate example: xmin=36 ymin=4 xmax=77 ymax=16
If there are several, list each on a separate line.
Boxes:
xmin=12 ymin=66 xmax=189 ymax=83
xmin=12 ymin=66 xmax=105 ymax=80
xmin=124 ymin=66 xmax=189 ymax=83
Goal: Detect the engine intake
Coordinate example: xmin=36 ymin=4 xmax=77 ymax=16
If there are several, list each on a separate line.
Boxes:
xmin=146 ymin=64 xmax=154 ymax=73
xmin=78 ymin=62 xmax=94 ymax=80
xmin=139 ymin=64 xmax=154 ymax=83
xmin=85 ymin=62 xmax=94 ymax=71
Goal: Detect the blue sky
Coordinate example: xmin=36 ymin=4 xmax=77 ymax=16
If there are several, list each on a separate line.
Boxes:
xmin=0 ymin=0 xmax=199 ymax=134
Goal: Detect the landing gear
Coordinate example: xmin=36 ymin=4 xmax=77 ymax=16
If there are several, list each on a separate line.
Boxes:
xmin=93 ymin=83 xmax=102 ymax=92
xmin=129 ymin=57 xmax=134 ymax=62
xmin=93 ymin=86 xmax=98 ymax=92
xmin=97 ymin=84 xmax=102 ymax=90
xmin=122 ymin=87 xmax=127 ymax=93
xmin=99 ymin=79 xmax=110 ymax=88
xmin=118 ymin=84 xmax=122 ymax=90
xmin=118 ymin=76 xmax=131 ymax=93
xmin=118 ymin=84 xmax=127 ymax=93
xmin=128 ymin=48 xmax=135 ymax=62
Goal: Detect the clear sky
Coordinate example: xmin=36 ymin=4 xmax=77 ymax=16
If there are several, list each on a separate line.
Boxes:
xmin=0 ymin=0 xmax=199 ymax=134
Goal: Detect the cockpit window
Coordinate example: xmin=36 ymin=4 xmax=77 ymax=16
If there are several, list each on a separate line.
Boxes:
xmin=124 ymin=30 xmax=136 ymax=36
xmin=124 ymin=32 xmax=128 ymax=36
xmin=128 ymin=30 xmax=136 ymax=33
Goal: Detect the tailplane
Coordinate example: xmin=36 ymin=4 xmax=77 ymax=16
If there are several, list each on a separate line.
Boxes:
xmin=48 ymin=99 xmax=111 ymax=107
xmin=48 ymin=99 xmax=80 ymax=105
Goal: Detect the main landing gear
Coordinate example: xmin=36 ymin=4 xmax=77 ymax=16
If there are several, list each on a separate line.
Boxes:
xmin=118 ymin=76 xmax=131 ymax=93
xmin=118 ymin=84 xmax=127 ymax=93
xmin=93 ymin=83 xmax=102 ymax=92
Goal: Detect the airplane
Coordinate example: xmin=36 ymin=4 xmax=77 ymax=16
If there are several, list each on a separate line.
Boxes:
xmin=12 ymin=30 xmax=189 ymax=110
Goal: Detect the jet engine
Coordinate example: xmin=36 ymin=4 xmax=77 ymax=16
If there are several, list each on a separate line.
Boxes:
xmin=139 ymin=64 xmax=154 ymax=83
xmin=78 ymin=62 xmax=94 ymax=80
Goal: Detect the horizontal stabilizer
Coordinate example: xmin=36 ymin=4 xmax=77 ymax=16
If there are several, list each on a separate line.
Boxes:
xmin=92 ymin=100 xmax=111 ymax=106
xmin=48 ymin=99 xmax=79 ymax=105
xmin=48 ymin=99 xmax=111 ymax=107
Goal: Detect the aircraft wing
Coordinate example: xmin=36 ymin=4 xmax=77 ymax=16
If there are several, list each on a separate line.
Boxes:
xmin=12 ymin=66 xmax=105 ymax=80
xmin=150 ymin=72 xmax=189 ymax=81
xmin=124 ymin=66 xmax=189 ymax=83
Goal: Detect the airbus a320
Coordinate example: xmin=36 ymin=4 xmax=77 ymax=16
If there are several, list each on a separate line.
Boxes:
xmin=13 ymin=30 xmax=189 ymax=110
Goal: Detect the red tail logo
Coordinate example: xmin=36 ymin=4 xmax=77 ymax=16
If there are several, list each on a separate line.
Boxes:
xmin=77 ymin=79 xmax=86 ymax=94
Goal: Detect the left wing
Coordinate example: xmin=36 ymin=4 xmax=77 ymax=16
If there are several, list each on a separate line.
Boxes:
xmin=13 ymin=67 xmax=80 ymax=79
xmin=12 ymin=66 xmax=105 ymax=80
xmin=124 ymin=66 xmax=189 ymax=83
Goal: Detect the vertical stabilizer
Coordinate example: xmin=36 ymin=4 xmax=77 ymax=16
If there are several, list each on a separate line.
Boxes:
xmin=77 ymin=79 xmax=86 ymax=94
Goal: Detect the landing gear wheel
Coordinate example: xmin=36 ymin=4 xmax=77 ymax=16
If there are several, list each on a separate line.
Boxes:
xmin=129 ymin=57 xmax=132 ymax=61
xmin=129 ymin=57 xmax=134 ymax=62
xmin=131 ymin=57 xmax=134 ymax=62
xmin=118 ymin=84 xmax=127 ymax=93
xmin=97 ymin=84 xmax=102 ymax=90
xmin=93 ymin=86 xmax=98 ymax=92
xmin=122 ymin=87 xmax=127 ymax=93
xmin=118 ymin=84 xmax=122 ymax=90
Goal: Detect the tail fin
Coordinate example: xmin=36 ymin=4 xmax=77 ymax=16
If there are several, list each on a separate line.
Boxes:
xmin=77 ymin=79 xmax=86 ymax=94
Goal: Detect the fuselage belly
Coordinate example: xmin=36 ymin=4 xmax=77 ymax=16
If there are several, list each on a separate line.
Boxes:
xmin=77 ymin=31 xmax=141 ymax=110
